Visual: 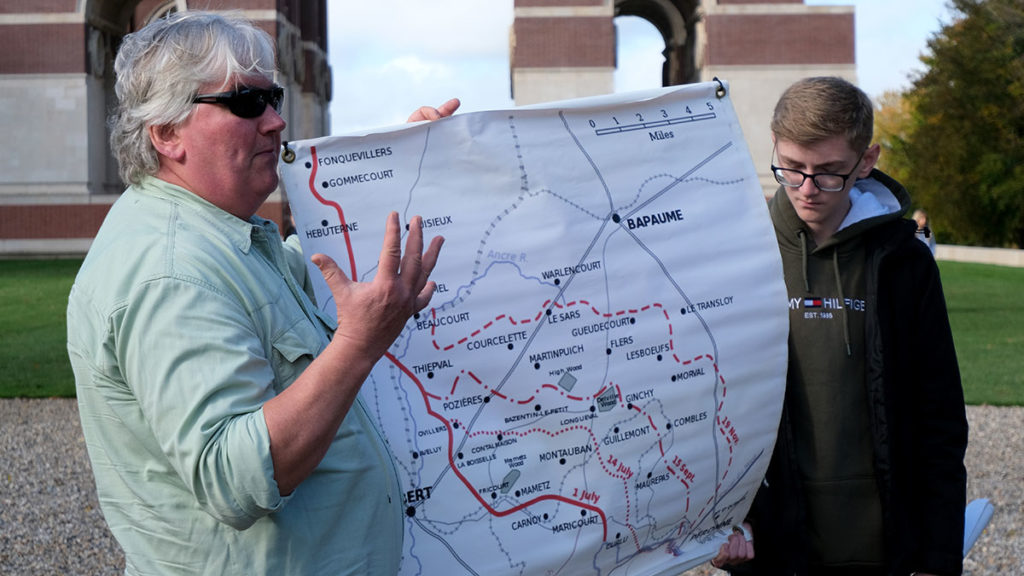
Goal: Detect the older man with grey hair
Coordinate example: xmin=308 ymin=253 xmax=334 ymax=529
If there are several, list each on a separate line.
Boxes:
xmin=68 ymin=11 xmax=453 ymax=575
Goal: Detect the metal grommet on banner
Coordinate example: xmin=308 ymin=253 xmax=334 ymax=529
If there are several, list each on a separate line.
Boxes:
xmin=281 ymin=141 xmax=296 ymax=163
xmin=713 ymin=77 xmax=727 ymax=99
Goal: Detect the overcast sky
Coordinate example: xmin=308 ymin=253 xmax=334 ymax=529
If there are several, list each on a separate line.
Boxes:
xmin=326 ymin=0 xmax=954 ymax=135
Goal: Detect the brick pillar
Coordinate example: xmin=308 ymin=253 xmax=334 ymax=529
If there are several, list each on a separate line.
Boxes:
xmin=511 ymin=0 xmax=617 ymax=106
xmin=0 ymin=0 xmax=330 ymax=255
xmin=699 ymin=0 xmax=856 ymax=192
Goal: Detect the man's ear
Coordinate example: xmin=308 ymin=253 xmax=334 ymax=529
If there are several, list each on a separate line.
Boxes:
xmin=148 ymin=124 xmax=185 ymax=162
xmin=859 ymin=143 xmax=881 ymax=177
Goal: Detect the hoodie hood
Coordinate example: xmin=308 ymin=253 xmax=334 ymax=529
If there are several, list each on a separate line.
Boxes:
xmin=771 ymin=169 xmax=912 ymax=253
xmin=769 ymin=169 xmax=911 ymax=359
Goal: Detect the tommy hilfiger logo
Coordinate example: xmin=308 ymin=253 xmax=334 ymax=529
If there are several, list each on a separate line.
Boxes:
xmin=789 ymin=296 xmax=867 ymax=312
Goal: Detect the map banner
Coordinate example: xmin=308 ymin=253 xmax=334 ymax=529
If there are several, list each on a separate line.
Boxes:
xmin=279 ymin=81 xmax=788 ymax=576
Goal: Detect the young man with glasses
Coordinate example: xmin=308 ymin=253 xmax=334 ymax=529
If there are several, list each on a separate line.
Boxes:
xmin=67 ymin=11 xmax=454 ymax=575
xmin=713 ymin=77 xmax=968 ymax=575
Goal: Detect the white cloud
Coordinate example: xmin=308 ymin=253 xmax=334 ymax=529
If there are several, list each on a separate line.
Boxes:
xmin=330 ymin=51 xmax=513 ymax=134
xmin=327 ymin=0 xmax=515 ymax=134
xmin=329 ymin=0 xmax=513 ymax=58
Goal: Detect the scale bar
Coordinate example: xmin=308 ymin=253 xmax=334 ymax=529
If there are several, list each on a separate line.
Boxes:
xmin=594 ymin=112 xmax=717 ymax=136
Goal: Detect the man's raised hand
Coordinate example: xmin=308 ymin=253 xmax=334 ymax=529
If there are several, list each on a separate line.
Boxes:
xmin=310 ymin=211 xmax=444 ymax=360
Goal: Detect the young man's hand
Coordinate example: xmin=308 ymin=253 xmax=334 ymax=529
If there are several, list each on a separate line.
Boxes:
xmin=710 ymin=523 xmax=754 ymax=569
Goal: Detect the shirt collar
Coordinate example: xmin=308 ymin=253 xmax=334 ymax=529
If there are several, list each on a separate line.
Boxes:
xmin=137 ymin=176 xmax=279 ymax=254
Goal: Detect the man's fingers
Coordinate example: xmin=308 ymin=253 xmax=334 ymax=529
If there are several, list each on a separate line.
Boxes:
xmin=406 ymin=98 xmax=461 ymax=123
xmin=377 ymin=212 xmax=402 ymax=277
xmin=374 ymin=212 xmax=443 ymax=283
xmin=399 ymin=219 xmax=445 ymax=292
xmin=399 ymin=215 xmax=425 ymax=283
xmin=710 ymin=543 xmax=728 ymax=568
xmin=436 ymin=98 xmax=461 ymax=118
xmin=411 ymin=107 xmax=438 ymax=122
xmin=709 ymin=532 xmax=754 ymax=570
xmin=414 ymin=281 xmax=438 ymax=313
xmin=422 ymin=235 xmax=444 ymax=279
xmin=412 ymin=235 xmax=444 ymax=312
xmin=311 ymin=253 xmax=351 ymax=291
xmin=407 ymin=106 xmax=441 ymax=122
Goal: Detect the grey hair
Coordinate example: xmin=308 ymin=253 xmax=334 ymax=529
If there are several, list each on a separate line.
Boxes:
xmin=771 ymin=76 xmax=874 ymax=153
xmin=109 ymin=11 xmax=278 ymax=185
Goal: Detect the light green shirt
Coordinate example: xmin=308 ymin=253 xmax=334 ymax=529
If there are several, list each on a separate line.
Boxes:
xmin=67 ymin=177 xmax=403 ymax=575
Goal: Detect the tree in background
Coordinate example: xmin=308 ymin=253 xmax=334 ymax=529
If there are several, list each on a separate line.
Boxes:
xmin=873 ymin=90 xmax=914 ymax=186
xmin=888 ymin=0 xmax=1024 ymax=247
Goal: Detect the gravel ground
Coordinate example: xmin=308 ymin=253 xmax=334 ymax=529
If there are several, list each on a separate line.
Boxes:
xmin=1 ymin=399 xmax=1019 ymax=575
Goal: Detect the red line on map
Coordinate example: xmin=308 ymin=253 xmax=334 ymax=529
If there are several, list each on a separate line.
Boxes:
xmin=299 ymin=151 xmax=756 ymax=547
xmin=386 ymin=350 xmax=609 ymax=540
xmin=418 ymin=300 xmax=736 ymax=534
xmin=302 ymin=157 xmax=740 ymax=549
xmin=307 ymin=146 xmax=356 ymax=279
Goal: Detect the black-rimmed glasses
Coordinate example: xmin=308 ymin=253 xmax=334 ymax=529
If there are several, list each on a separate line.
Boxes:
xmin=192 ymin=85 xmax=284 ymax=118
xmin=771 ymin=147 xmax=866 ymax=192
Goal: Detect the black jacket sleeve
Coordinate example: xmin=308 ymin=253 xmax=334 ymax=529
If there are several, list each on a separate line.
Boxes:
xmin=873 ymin=228 xmax=967 ymax=576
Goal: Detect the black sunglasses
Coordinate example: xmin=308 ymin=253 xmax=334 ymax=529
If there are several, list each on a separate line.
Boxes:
xmin=192 ymin=85 xmax=284 ymax=118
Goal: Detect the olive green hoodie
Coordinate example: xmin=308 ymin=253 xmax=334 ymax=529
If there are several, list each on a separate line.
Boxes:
xmin=769 ymin=170 xmax=911 ymax=570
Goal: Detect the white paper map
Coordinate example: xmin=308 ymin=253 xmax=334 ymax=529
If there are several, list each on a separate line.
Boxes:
xmin=279 ymin=81 xmax=788 ymax=576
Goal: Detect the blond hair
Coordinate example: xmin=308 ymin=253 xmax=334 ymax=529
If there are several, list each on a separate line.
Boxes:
xmin=771 ymin=76 xmax=874 ymax=152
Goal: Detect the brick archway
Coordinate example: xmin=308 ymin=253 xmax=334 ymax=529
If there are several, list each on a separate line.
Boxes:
xmin=0 ymin=0 xmax=331 ymax=255
xmin=615 ymin=0 xmax=700 ymax=87
xmin=510 ymin=0 xmax=856 ymax=194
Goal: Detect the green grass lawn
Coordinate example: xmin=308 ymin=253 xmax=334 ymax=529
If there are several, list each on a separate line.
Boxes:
xmin=939 ymin=261 xmax=1024 ymax=406
xmin=0 ymin=259 xmax=81 ymax=397
xmin=1 ymin=258 xmax=1021 ymax=404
